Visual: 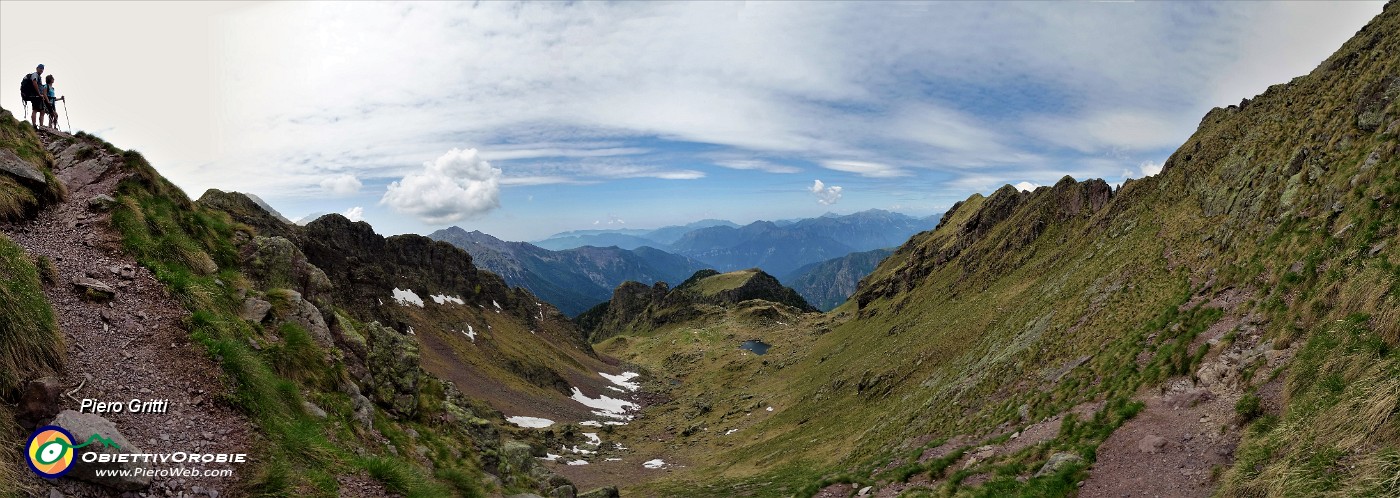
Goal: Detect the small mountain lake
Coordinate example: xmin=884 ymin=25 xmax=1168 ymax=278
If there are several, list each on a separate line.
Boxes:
xmin=740 ymin=340 xmax=771 ymax=355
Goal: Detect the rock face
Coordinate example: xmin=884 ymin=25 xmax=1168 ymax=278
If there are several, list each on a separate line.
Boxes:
xmin=240 ymin=236 xmax=332 ymax=300
xmin=364 ymin=321 xmax=422 ymax=416
xmin=50 ymin=410 xmax=152 ymax=491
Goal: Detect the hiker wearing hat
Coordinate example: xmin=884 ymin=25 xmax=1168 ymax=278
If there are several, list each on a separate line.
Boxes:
xmin=20 ymin=64 xmax=46 ymax=129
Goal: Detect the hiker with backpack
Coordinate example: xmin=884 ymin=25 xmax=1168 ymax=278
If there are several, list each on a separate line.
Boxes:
xmin=43 ymin=75 xmax=63 ymax=129
xmin=19 ymin=64 xmax=46 ymax=129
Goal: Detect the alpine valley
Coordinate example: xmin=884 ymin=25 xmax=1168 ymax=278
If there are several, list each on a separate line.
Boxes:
xmin=1 ymin=3 xmax=1399 ymax=498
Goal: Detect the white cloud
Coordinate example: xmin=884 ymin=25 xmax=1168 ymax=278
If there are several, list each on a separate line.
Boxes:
xmin=714 ymin=160 xmax=801 ymax=174
xmin=810 ymin=180 xmax=843 ymax=205
xmin=381 ymin=148 xmax=501 ymax=224
xmin=320 ymin=174 xmax=362 ymax=196
xmin=1138 ymin=160 xmax=1163 ymax=178
xmin=1014 ymin=182 xmax=1039 ymax=193
xmin=820 ymin=160 xmax=908 ymax=178
xmin=342 ymin=206 xmax=364 ymax=222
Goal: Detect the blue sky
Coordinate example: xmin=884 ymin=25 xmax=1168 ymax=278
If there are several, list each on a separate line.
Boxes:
xmin=0 ymin=1 xmax=1384 ymax=241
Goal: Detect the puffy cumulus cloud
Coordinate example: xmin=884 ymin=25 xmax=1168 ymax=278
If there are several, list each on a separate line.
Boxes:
xmin=810 ymin=180 xmax=843 ymax=205
xmin=381 ymin=148 xmax=501 ymax=224
xmin=342 ymin=206 xmax=364 ymax=222
xmin=1138 ymin=160 xmax=1163 ymax=177
xmin=1121 ymin=160 xmax=1165 ymax=180
xmin=320 ymin=174 xmax=362 ymax=196
xmin=820 ymin=160 xmax=908 ymax=178
xmin=1014 ymin=181 xmax=1039 ymax=193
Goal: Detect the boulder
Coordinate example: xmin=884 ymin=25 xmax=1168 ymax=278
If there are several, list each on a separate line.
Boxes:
xmin=71 ymin=277 xmax=115 ymax=301
xmin=302 ymin=401 xmax=328 ymax=419
xmin=87 ymin=194 xmax=117 ymax=212
xmin=1034 ymin=452 xmax=1084 ymax=478
xmin=0 ymin=148 xmax=47 ymax=185
xmin=550 ymin=485 xmax=577 ymax=498
xmin=50 ymin=410 xmax=152 ymax=491
xmin=239 ymin=298 xmax=272 ymax=323
xmin=17 ymin=376 xmax=63 ymax=429
xmin=578 ymin=487 xmax=621 ymax=498
xmin=1138 ymin=434 xmax=1167 ymax=454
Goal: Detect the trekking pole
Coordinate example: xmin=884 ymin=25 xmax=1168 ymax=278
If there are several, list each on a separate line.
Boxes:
xmin=61 ymin=98 xmax=71 ymax=133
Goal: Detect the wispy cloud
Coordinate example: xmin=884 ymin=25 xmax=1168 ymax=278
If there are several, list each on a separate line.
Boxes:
xmin=820 ymin=160 xmax=908 ymax=178
xmin=320 ymin=174 xmax=362 ymax=196
xmin=714 ymin=159 xmax=801 ymax=174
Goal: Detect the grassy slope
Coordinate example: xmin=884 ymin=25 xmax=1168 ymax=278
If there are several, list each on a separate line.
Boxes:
xmin=615 ymin=4 xmax=1400 ymax=496
xmin=0 ymin=234 xmax=65 ymax=497
xmin=0 ymin=109 xmax=66 ymax=497
xmin=97 ymin=139 xmax=547 ymax=497
xmin=0 ymin=108 xmax=64 ymax=221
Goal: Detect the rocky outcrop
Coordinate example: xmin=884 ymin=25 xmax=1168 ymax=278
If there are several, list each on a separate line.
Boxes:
xmin=51 ymin=410 xmax=152 ymax=491
xmin=240 ymin=236 xmax=332 ymax=301
xmin=579 ymin=269 xmax=815 ymax=341
xmin=364 ymin=321 xmax=422 ymax=416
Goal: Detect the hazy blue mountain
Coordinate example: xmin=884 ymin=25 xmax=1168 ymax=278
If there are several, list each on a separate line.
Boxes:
xmin=532 ymin=219 xmax=739 ymax=251
xmin=669 ymin=209 xmax=936 ymax=277
xmin=781 ymin=247 xmax=896 ymax=311
xmin=429 ymin=227 xmax=710 ymax=315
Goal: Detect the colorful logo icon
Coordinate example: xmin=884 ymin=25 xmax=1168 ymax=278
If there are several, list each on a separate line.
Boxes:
xmin=26 ymin=425 xmax=77 ymax=478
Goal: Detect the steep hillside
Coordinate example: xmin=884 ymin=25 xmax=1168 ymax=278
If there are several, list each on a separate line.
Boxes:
xmin=428 ymin=226 xmax=710 ymax=315
xmin=782 ymin=248 xmax=895 ymax=311
xmin=2 ymin=121 xmax=627 ymax=497
xmin=594 ymin=4 xmax=1400 ymax=497
xmin=670 ymin=210 xmax=935 ymax=277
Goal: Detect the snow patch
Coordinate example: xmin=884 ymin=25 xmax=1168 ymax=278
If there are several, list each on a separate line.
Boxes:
xmin=570 ymin=387 xmax=636 ymax=419
xmin=766 ymin=406 xmax=774 ymax=412
xmin=392 ymin=288 xmax=424 ymax=307
xmin=606 ymin=457 xmax=622 ymax=462
xmin=540 ymin=453 xmax=561 ymax=461
xmin=579 ymin=421 xmax=603 ymax=427
xmin=599 ymin=371 xmax=641 ymax=391
xmin=506 ymin=416 xmax=554 ymax=428
xmin=582 ymin=433 xmax=601 ymax=446
xmin=725 ymin=429 xmax=739 ymax=435
xmin=566 ymin=460 xmax=589 ymax=466
xmin=643 ymin=459 xmax=668 ymax=469
xmin=392 ymin=288 xmax=425 ymax=307
xmin=430 ymin=294 xmax=464 ymax=305
xmin=462 ymin=325 xmax=477 ymax=342
xmin=605 ymin=386 xmax=624 ymax=393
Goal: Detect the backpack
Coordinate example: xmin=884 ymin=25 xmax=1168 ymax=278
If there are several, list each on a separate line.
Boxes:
xmin=19 ymin=74 xmax=37 ymax=98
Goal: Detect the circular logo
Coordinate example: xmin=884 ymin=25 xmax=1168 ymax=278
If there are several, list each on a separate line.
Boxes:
xmin=26 ymin=425 xmax=77 ymax=478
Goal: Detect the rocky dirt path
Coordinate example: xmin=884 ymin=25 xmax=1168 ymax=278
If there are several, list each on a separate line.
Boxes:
xmin=1079 ymin=298 xmax=1291 ymax=498
xmin=4 ymin=130 xmax=256 ymax=497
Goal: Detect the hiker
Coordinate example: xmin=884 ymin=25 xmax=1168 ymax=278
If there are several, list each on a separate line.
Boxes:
xmin=43 ymin=75 xmax=63 ymax=129
xmin=19 ymin=64 xmax=45 ymax=129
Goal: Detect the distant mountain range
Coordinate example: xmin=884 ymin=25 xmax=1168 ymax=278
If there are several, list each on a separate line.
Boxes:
xmin=781 ymin=247 xmax=896 ymax=311
xmin=428 ymin=227 xmax=709 ymax=316
xmin=667 ymin=209 xmax=936 ymax=277
xmin=533 ymin=219 xmax=738 ymax=250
